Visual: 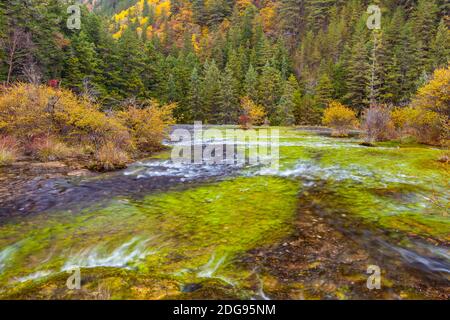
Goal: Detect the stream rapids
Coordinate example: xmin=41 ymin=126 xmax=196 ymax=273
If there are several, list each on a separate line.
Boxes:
xmin=0 ymin=126 xmax=448 ymax=299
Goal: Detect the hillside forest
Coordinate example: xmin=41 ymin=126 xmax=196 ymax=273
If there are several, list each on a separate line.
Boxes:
xmin=1 ymin=0 xmax=449 ymax=125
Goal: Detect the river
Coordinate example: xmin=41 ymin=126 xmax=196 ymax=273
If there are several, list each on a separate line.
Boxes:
xmin=0 ymin=127 xmax=448 ymax=299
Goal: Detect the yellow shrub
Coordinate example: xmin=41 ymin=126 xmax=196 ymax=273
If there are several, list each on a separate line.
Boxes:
xmin=391 ymin=106 xmax=415 ymax=130
xmin=28 ymin=135 xmax=76 ymax=162
xmin=391 ymin=66 xmax=449 ymax=145
xmin=0 ymin=84 xmax=56 ymax=138
xmin=51 ymin=92 xmax=131 ymax=149
xmin=0 ymin=136 xmax=17 ymax=166
xmin=391 ymin=106 xmax=443 ymax=145
xmin=0 ymin=148 xmax=16 ymax=166
xmin=412 ymin=65 xmax=450 ymax=116
xmin=116 ymin=99 xmax=175 ymax=152
xmin=322 ymin=101 xmax=358 ymax=137
xmin=0 ymin=84 xmax=174 ymax=169
xmin=93 ymin=142 xmax=130 ymax=172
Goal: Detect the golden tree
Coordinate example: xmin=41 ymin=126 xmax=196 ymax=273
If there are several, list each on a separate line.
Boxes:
xmin=322 ymin=101 xmax=358 ymax=137
xmin=240 ymin=96 xmax=267 ymax=129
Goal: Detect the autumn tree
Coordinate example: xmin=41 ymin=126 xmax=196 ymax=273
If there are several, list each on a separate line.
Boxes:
xmin=273 ymin=75 xmax=298 ymax=126
xmin=322 ymin=101 xmax=358 ymax=137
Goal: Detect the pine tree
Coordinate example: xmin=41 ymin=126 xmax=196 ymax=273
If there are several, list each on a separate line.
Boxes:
xmin=325 ymin=7 xmax=347 ymax=63
xmin=307 ymin=0 xmax=337 ymax=32
xmin=116 ymin=28 xmax=146 ymax=97
xmin=295 ymin=94 xmax=322 ymax=125
xmin=167 ymin=73 xmax=179 ymax=103
xmin=244 ymin=64 xmax=258 ymax=101
xmin=143 ymin=41 xmax=165 ymax=98
xmin=201 ymin=60 xmax=221 ymax=122
xmin=344 ymin=20 xmax=370 ymax=112
xmin=188 ymin=67 xmax=202 ymax=122
xmin=257 ymin=63 xmax=283 ymax=120
xmin=279 ymin=0 xmax=307 ymax=48
xmin=398 ymin=21 xmax=421 ymax=102
xmin=431 ymin=19 xmax=450 ymax=69
xmin=437 ymin=0 xmax=450 ymax=18
xmin=330 ymin=60 xmax=346 ymax=101
xmin=206 ymin=0 xmax=231 ymax=26
xmin=252 ymin=27 xmax=272 ymax=70
xmin=0 ymin=3 xmax=6 ymax=80
xmin=227 ymin=49 xmax=244 ymax=93
xmin=315 ymin=73 xmax=334 ymax=108
xmin=272 ymin=39 xmax=291 ymax=80
xmin=32 ymin=0 xmax=67 ymax=81
xmin=192 ymin=0 xmax=207 ymax=25
xmin=367 ymin=31 xmax=383 ymax=107
xmin=413 ymin=0 xmax=439 ymax=73
xmin=383 ymin=53 xmax=402 ymax=104
xmin=63 ymin=31 xmax=99 ymax=93
xmin=217 ymin=65 xmax=240 ymax=123
xmin=88 ymin=17 xmax=122 ymax=105
xmin=378 ymin=9 xmax=405 ymax=105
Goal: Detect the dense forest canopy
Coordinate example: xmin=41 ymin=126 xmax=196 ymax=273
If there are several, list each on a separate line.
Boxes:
xmin=0 ymin=0 xmax=449 ymax=124
xmin=81 ymin=0 xmax=141 ymax=14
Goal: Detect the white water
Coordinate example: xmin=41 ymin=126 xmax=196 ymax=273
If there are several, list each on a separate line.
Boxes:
xmin=196 ymin=253 xmax=235 ymax=286
xmin=391 ymin=243 xmax=450 ymax=274
xmin=124 ymin=160 xmax=242 ymax=180
xmin=197 ymin=253 xmax=227 ymax=278
xmin=0 ymin=242 xmax=22 ymax=273
xmin=0 ymin=246 xmax=15 ymax=272
xmin=251 ymin=159 xmax=421 ymax=186
xmin=63 ymin=237 xmax=154 ymax=270
xmin=15 ymin=271 xmax=52 ymax=283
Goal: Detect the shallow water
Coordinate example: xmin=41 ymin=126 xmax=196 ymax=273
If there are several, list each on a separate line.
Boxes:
xmin=0 ymin=127 xmax=448 ymax=299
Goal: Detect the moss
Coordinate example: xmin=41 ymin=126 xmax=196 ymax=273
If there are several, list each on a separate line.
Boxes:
xmin=312 ymin=182 xmax=449 ymax=242
xmin=1 ymin=127 xmax=448 ymax=299
xmin=1 ymin=267 xmax=184 ymax=300
xmin=299 ymin=136 xmax=449 ymax=241
xmin=147 ymin=148 xmax=173 ymax=160
xmin=0 ymin=176 xmax=300 ymax=298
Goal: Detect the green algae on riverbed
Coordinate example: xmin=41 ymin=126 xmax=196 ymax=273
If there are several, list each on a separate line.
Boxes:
xmin=314 ymin=145 xmax=448 ymax=241
xmin=262 ymin=129 xmax=449 ymax=242
xmin=0 ymin=176 xmax=300 ymax=297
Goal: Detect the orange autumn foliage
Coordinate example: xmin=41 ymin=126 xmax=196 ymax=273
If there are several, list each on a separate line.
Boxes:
xmin=322 ymin=101 xmax=358 ymax=137
xmin=116 ymin=99 xmax=175 ymax=152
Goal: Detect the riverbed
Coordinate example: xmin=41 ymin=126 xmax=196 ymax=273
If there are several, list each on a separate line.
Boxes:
xmin=0 ymin=127 xmax=448 ymax=299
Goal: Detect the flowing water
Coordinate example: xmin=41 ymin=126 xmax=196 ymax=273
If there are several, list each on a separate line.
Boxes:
xmin=0 ymin=127 xmax=448 ymax=299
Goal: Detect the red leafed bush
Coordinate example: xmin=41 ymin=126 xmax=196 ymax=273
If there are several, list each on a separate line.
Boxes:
xmin=239 ymin=114 xmax=251 ymax=130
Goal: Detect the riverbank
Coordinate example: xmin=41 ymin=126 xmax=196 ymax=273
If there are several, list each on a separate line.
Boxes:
xmin=0 ymin=147 xmax=172 ymax=219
